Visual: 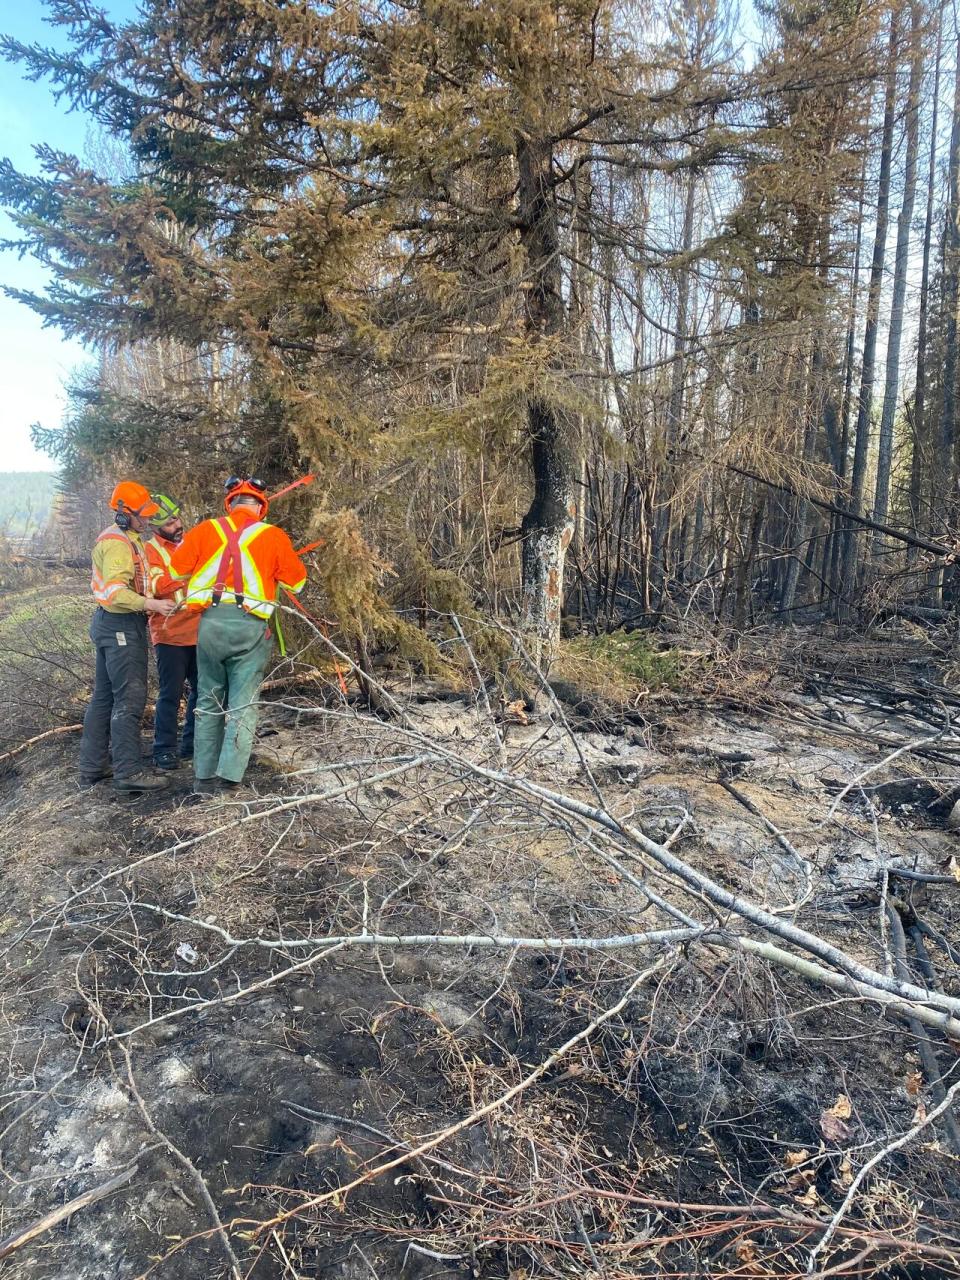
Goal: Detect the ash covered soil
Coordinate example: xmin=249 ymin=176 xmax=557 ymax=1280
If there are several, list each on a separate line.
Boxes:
xmin=1 ymin=656 xmax=959 ymax=1279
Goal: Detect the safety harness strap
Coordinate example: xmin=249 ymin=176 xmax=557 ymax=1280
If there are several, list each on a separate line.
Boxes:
xmin=93 ymin=526 xmax=148 ymax=598
xmin=211 ymin=518 xmax=246 ymax=610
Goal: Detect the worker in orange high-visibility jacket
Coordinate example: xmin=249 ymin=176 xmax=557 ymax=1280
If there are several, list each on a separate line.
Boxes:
xmin=79 ymin=481 xmax=176 ymax=794
xmin=143 ymin=494 xmax=200 ymax=770
xmin=155 ymin=476 xmax=307 ymax=793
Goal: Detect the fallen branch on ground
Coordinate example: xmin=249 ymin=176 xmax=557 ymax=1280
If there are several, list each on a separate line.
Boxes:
xmin=114 ymin=1041 xmax=243 ymax=1280
xmin=119 ymin=904 xmax=960 ymax=1045
xmin=265 ymin=621 xmax=960 ymax=1032
xmin=717 ymin=777 xmax=813 ymax=911
xmin=884 ymin=904 xmax=960 ymax=1154
xmin=806 ymin=1071 xmax=960 ymax=1272
xmin=821 ymin=724 xmax=949 ymax=824
xmin=0 ymin=722 xmax=82 ymax=765
xmin=0 ymin=1161 xmax=138 ymax=1261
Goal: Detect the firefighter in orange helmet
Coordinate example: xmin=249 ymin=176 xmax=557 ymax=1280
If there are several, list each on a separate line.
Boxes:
xmin=143 ymin=494 xmax=200 ymax=769
xmin=155 ymin=476 xmax=307 ymax=792
xmin=78 ymin=481 xmax=176 ymax=793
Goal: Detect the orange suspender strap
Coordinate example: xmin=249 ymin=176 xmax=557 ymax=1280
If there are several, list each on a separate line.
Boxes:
xmin=98 ymin=528 xmax=148 ymax=596
xmin=212 ymin=518 xmax=245 ymax=609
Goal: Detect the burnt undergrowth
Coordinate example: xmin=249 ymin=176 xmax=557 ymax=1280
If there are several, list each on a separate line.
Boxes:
xmin=0 ymin=632 xmax=959 ymax=1278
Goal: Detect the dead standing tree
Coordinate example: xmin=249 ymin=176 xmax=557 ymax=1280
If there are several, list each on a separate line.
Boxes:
xmin=516 ymin=134 xmax=578 ymax=669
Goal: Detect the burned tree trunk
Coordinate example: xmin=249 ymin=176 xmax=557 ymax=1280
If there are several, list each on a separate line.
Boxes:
xmin=873 ymin=0 xmax=925 ymax=537
xmin=826 ymin=148 xmax=868 ymax=600
xmin=652 ymin=169 xmax=697 ymax=606
xmin=517 ymin=136 xmax=576 ymax=672
xmin=939 ymin=28 xmax=960 ymax=584
xmin=908 ymin=9 xmax=943 ymax=563
xmin=840 ymin=13 xmax=898 ymax=603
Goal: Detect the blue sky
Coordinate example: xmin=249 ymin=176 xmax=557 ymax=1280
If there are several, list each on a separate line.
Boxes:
xmin=0 ymin=1 xmax=136 ymax=471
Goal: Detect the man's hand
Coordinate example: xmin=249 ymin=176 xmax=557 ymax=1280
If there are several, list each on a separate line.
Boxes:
xmin=145 ymin=598 xmax=177 ymax=617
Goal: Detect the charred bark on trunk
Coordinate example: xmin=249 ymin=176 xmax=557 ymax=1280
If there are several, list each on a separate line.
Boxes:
xmin=652 ymin=169 xmax=697 ymax=609
xmin=827 ymin=148 xmax=869 ymax=600
xmin=840 ymin=14 xmax=899 ymax=607
xmin=517 ymin=137 xmax=576 ymax=674
xmin=873 ymin=0 xmax=925 ymax=539
xmin=938 ymin=29 xmax=960 ymax=591
xmin=908 ymin=9 xmax=943 ymax=564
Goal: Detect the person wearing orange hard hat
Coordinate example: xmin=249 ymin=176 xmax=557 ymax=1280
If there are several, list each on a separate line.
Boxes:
xmin=155 ymin=475 xmax=307 ymax=793
xmin=78 ymin=481 xmax=176 ymax=794
xmin=144 ymin=493 xmax=200 ymax=770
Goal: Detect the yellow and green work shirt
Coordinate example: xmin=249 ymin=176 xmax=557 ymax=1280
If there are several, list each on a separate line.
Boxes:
xmin=90 ymin=525 xmax=150 ymax=614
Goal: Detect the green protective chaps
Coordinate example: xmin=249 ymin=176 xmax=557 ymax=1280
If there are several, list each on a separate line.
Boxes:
xmin=194 ymin=606 xmax=273 ymax=783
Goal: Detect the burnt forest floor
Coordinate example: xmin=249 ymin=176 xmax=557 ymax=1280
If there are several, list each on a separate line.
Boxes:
xmin=0 ymin=623 xmax=959 ymax=1279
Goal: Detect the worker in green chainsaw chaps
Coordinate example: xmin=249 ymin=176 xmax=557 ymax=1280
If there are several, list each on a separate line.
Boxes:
xmin=153 ymin=476 xmax=307 ymax=793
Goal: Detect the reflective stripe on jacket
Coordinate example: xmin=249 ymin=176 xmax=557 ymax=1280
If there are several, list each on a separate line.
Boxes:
xmin=90 ymin=526 xmax=148 ymax=613
xmin=163 ymin=509 xmax=308 ymax=622
xmin=144 ymin=536 xmax=200 ymax=646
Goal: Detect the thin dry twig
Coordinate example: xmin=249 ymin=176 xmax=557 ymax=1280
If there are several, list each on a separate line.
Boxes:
xmin=0 ymin=1161 xmax=138 ymax=1261
xmin=256 ymin=954 xmax=674 ymax=1234
xmin=806 ymin=1072 xmax=960 ymax=1272
xmin=114 ymin=1041 xmax=243 ymax=1280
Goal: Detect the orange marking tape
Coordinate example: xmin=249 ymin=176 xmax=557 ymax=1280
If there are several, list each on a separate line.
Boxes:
xmin=282 ymin=588 xmax=349 ymax=697
xmin=269 ymin=473 xmax=317 ymax=503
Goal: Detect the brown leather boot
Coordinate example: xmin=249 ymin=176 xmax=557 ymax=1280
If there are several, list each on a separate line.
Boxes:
xmin=113 ymin=768 xmax=171 ymax=794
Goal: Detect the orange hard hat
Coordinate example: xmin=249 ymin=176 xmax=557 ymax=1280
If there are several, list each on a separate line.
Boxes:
xmin=110 ymin=481 xmax=160 ymax=519
xmin=224 ymin=477 xmax=269 ymax=519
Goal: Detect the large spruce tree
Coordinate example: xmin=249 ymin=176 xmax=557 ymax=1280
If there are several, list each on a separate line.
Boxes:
xmin=2 ymin=0 xmax=885 ymax=661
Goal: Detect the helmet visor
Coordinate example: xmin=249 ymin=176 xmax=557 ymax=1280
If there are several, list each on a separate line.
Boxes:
xmin=149 ymin=494 xmax=182 ymax=526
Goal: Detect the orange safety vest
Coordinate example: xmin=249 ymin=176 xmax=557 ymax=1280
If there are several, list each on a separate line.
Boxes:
xmin=182 ymin=517 xmax=300 ymax=621
xmin=90 ymin=525 xmax=148 ymax=607
xmin=144 ymin=537 xmax=200 ymax=646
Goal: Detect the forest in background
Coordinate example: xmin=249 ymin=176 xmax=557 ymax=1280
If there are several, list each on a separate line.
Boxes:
xmin=2 ymin=0 xmax=957 ymax=672
xmin=0 ymin=472 xmax=57 ymax=540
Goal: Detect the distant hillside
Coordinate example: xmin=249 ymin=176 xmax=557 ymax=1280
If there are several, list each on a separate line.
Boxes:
xmin=0 ymin=472 xmax=59 ymax=539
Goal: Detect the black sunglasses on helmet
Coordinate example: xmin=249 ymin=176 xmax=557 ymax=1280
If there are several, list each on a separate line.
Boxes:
xmin=224 ymin=475 xmax=266 ymax=494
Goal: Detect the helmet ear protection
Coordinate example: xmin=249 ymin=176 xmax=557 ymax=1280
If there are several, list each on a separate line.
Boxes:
xmin=110 ymin=482 xmax=159 ymax=530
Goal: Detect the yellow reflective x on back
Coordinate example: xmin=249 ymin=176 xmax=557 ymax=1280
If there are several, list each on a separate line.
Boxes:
xmin=185 ymin=518 xmax=274 ymax=619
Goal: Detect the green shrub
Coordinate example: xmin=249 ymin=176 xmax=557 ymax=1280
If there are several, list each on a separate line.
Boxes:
xmin=557 ymin=630 xmax=681 ymax=700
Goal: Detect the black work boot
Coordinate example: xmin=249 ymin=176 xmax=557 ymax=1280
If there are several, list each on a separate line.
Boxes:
xmin=192 ymin=777 xmax=220 ymax=796
xmin=153 ymin=752 xmax=180 ymax=771
xmin=79 ymin=769 xmax=112 ymax=787
xmin=113 ymin=769 xmax=171 ymax=794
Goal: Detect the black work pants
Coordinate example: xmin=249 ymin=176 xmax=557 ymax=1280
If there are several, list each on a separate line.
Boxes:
xmin=153 ymin=643 xmax=198 ymax=758
xmin=78 ymin=608 xmax=148 ymax=780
